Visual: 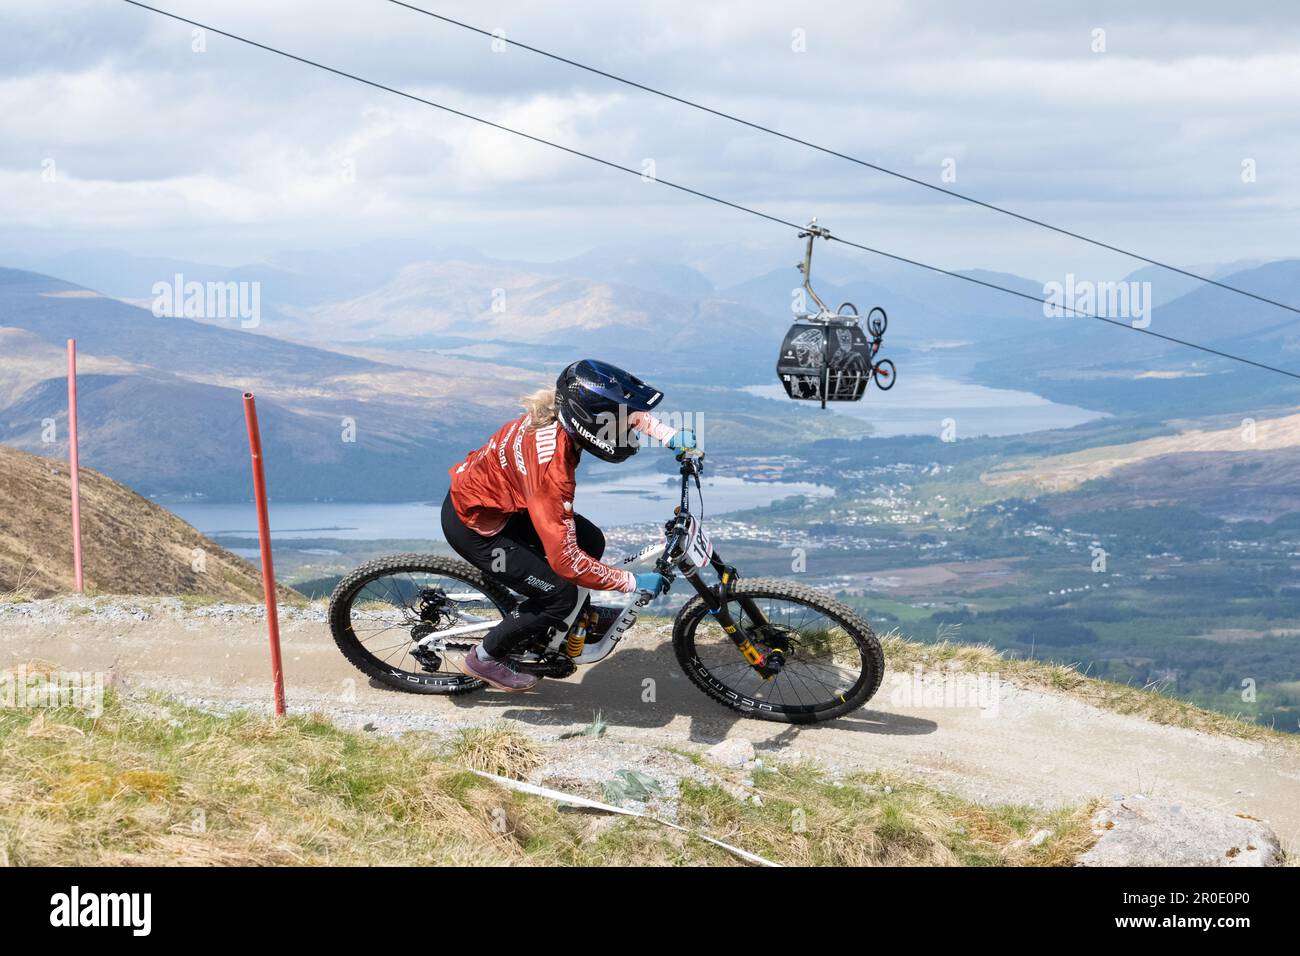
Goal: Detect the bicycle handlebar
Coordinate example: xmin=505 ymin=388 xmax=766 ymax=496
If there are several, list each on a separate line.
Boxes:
xmin=675 ymin=449 xmax=705 ymax=476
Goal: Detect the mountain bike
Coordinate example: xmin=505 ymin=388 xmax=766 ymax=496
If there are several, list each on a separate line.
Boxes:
xmin=327 ymin=451 xmax=884 ymax=723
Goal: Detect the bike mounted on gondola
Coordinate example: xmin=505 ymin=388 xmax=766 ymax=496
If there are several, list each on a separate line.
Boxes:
xmin=775 ymin=219 xmax=895 ymax=408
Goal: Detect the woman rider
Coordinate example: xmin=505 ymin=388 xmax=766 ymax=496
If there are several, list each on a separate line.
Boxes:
xmin=442 ymin=359 xmax=696 ymax=691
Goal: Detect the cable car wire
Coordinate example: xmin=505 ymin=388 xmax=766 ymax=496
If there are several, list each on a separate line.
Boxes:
xmin=386 ymin=0 xmax=1300 ymax=319
xmin=118 ymin=1 xmax=1300 ymax=383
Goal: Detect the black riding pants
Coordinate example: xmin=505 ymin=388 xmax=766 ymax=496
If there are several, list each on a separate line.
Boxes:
xmin=440 ymin=492 xmax=606 ymax=656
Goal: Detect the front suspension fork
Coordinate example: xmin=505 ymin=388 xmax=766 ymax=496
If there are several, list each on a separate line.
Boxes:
xmin=695 ymin=558 xmax=783 ymax=679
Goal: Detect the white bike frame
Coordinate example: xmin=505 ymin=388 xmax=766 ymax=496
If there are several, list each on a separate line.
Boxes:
xmin=409 ymin=539 xmax=664 ymax=665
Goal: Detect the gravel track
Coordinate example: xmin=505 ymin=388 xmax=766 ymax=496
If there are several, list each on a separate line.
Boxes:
xmin=4 ymin=596 xmax=1297 ymax=851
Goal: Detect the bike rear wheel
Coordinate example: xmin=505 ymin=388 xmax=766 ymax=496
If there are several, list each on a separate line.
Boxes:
xmin=672 ymin=579 xmax=884 ymax=723
xmin=328 ymin=554 xmax=513 ymax=694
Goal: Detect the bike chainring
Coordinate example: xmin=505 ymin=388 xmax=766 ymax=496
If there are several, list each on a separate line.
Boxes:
xmin=514 ymin=653 xmax=577 ymax=679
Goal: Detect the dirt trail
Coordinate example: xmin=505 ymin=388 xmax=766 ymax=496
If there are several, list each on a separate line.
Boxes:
xmin=4 ymin=598 xmax=1298 ymax=850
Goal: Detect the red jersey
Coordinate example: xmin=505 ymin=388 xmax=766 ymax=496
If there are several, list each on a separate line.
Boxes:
xmin=449 ymin=415 xmax=643 ymax=592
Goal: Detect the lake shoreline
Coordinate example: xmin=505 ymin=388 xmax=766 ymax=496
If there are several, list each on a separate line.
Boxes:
xmin=170 ymin=474 xmax=835 ymax=542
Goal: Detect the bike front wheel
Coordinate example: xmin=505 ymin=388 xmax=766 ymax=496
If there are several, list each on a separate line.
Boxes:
xmin=673 ymin=579 xmax=884 ymax=723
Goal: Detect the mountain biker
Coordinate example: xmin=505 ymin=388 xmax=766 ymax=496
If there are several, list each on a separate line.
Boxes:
xmin=442 ymin=359 xmax=697 ymax=691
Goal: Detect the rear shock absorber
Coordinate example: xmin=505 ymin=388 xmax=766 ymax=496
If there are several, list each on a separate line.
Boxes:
xmin=564 ymin=612 xmax=590 ymax=658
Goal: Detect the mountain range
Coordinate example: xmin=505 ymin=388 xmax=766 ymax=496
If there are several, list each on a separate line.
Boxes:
xmin=2 ymin=242 xmax=1298 ymax=502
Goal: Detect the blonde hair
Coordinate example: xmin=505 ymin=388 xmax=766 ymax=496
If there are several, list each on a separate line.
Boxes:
xmin=521 ymin=387 xmax=557 ymax=428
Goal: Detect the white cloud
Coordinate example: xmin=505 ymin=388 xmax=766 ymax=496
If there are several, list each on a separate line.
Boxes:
xmin=0 ymin=0 xmax=1297 ymax=274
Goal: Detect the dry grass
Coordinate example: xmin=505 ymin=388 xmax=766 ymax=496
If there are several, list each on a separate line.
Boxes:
xmin=0 ymin=692 xmax=568 ymax=866
xmin=879 ymin=630 xmax=1297 ymax=746
xmin=0 ymin=688 xmax=1102 ymax=867
xmin=0 ymin=562 xmax=38 ymax=604
xmin=443 ymin=723 xmax=543 ymax=780
xmin=674 ymin=761 xmax=1098 ymax=867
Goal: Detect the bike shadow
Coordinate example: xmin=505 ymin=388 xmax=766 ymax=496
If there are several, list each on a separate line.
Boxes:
xmin=441 ymin=645 xmax=937 ymax=745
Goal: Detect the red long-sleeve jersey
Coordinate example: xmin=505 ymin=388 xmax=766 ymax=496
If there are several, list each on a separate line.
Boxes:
xmin=448 ymin=413 xmax=673 ymax=592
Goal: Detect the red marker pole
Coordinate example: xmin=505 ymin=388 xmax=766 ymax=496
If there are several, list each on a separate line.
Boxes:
xmin=66 ymin=339 xmax=84 ymax=593
xmin=242 ymin=392 xmax=286 ymax=716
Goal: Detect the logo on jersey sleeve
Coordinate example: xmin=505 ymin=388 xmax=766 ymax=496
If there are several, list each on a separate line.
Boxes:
xmin=497 ymin=427 xmax=514 ymax=471
xmin=535 ymin=422 xmax=558 ymax=464
xmin=512 ymin=424 xmax=528 ymax=476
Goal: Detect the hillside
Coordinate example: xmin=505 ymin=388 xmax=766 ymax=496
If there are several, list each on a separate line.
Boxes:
xmin=983 ymin=410 xmax=1300 ymax=493
xmin=0 ymin=444 xmax=273 ymax=600
xmin=979 ymin=410 xmax=1300 ymax=519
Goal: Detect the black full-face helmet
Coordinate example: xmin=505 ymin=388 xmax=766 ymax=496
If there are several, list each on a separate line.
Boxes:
xmin=554 ymin=359 xmax=663 ymax=463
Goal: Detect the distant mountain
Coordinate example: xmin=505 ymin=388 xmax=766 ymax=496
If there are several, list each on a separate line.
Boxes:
xmin=990 ymin=408 xmax=1300 ymax=521
xmin=8 ymin=241 xmax=486 ymax=331
xmin=0 ymin=372 xmax=450 ymax=500
xmin=1055 ymin=447 xmax=1300 ymax=521
xmin=0 ymin=268 xmax=373 ymax=380
xmin=1153 ymin=260 xmax=1300 ymax=349
xmin=718 ymin=267 xmax=954 ymax=345
xmin=961 ymin=259 xmax=1300 ymax=414
xmin=294 ymin=258 xmax=790 ymax=383
xmin=543 ymin=248 xmax=715 ymax=298
xmin=0 ymin=268 xmax=514 ymax=501
xmin=1120 ymin=260 xmax=1261 ymax=308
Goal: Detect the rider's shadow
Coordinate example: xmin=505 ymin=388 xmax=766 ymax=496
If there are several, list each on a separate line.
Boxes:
xmin=445 ymin=645 xmax=937 ymax=745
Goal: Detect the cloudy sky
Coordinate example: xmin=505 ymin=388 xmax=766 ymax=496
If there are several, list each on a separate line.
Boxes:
xmin=2 ymin=0 xmax=1297 ymax=281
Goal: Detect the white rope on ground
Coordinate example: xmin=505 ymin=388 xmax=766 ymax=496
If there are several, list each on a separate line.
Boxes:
xmin=470 ymin=770 xmax=781 ymax=867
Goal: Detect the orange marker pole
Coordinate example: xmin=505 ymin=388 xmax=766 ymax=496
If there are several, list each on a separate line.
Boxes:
xmin=242 ymin=392 xmax=286 ymax=716
xmin=66 ymin=339 xmax=84 ymax=593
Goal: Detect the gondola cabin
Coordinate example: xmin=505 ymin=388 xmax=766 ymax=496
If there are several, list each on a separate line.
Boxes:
xmin=775 ymin=221 xmax=896 ymax=408
xmin=777 ymin=317 xmax=873 ymax=404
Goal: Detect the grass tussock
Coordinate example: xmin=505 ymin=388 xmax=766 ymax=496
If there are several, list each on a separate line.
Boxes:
xmin=878 ymin=631 xmax=1295 ymax=746
xmin=443 ymin=723 xmax=543 ymax=780
xmin=0 ymin=687 xmax=1102 ymax=867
